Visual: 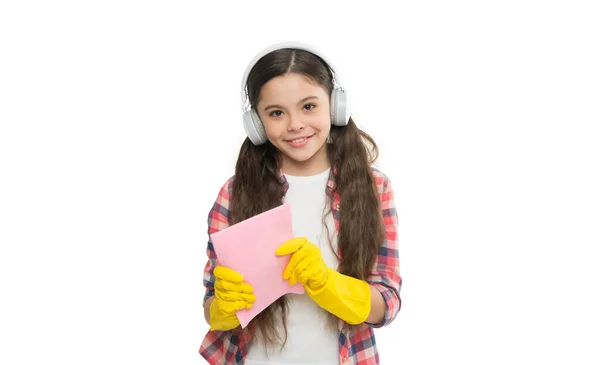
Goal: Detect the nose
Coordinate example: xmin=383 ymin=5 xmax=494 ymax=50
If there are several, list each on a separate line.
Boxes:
xmin=287 ymin=111 xmax=306 ymax=131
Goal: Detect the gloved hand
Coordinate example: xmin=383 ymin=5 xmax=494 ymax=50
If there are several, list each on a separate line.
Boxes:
xmin=276 ymin=237 xmax=371 ymax=325
xmin=209 ymin=266 xmax=256 ymax=331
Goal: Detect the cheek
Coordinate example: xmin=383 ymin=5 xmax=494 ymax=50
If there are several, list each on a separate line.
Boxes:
xmin=314 ymin=113 xmax=332 ymax=132
xmin=263 ymin=121 xmax=283 ymax=138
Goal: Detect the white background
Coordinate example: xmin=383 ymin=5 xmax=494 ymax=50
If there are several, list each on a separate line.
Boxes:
xmin=1 ymin=1 xmax=599 ymax=364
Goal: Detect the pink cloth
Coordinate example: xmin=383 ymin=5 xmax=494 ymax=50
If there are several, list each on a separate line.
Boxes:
xmin=210 ymin=203 xmax=304 ymax=328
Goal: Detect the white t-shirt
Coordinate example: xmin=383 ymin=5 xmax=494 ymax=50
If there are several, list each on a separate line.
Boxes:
xmin=244 ymin=168 xmax=340 ymax=365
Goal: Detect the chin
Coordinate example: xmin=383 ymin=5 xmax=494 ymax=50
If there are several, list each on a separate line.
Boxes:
xmin=283 ymin=150 xmax=316 ymax=163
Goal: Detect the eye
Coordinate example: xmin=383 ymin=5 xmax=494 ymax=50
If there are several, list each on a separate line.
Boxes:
xmin=269 ymin=110 xmax=283 ymax=117
xmin=303 ymin=103 xmax=316 ymax=111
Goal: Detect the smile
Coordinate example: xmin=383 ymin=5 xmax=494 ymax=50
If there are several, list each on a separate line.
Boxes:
xmin=285 ymin=134 xmax=314 ymax=147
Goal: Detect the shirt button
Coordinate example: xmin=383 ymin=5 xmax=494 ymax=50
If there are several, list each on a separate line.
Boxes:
xmin=342 ymin=356 xmax=349 ymax=363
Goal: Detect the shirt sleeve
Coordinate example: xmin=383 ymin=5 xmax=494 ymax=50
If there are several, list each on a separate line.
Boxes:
xmin=202 ymin=177 xmax=234 ymax=307
xmin=366 ymin=173 xmax=402 ymax=328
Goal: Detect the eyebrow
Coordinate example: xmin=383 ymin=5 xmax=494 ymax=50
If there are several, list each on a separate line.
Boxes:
xmin=263 ymin=96 xmax=319 ymax=111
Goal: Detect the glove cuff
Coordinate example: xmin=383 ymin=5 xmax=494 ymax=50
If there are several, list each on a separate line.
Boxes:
xmin=306 ymin=268 xmax=371 ymax=325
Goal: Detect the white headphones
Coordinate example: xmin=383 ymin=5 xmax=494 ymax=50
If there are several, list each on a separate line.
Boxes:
xmin=240 ymin=41 xmax=350 ymax=146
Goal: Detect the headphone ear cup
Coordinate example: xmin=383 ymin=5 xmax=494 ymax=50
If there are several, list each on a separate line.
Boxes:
xmin=243 ymin=109 xmax=268 ymax=145
xmin=330 ymin=88 xmax=349 ymax=126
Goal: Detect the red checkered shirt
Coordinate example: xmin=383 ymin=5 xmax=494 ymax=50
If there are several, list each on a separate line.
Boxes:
xmin=199 ymin=167 xmax=401 ymax=365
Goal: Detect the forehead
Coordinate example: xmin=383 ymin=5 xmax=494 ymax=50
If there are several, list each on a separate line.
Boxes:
xmin=258 ymin=73 xmax=328 ymax=104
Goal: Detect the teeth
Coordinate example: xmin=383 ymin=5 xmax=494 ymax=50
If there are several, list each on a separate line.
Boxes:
xmin=291 ymin=138 xmax=306 ymax=143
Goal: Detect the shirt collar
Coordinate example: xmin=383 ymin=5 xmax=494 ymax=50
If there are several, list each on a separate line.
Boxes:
xmin=278 ymin=166 xmax=337 ymax=197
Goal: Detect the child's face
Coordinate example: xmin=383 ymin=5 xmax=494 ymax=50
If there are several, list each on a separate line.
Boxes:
xmin=256 ymin=72 xmax=331 ymax=175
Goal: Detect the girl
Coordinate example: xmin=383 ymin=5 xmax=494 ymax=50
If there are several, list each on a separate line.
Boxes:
xmin=199 ymin=42 xmax=401 ymax=365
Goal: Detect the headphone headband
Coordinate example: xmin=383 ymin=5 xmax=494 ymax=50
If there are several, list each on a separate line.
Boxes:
xmin=240 ymin=41 xmax=342 ymax=112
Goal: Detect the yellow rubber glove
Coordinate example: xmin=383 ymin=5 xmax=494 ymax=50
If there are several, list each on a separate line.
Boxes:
xmin=209 ymin=266 xmax=256 ymax=331
xmin=276 ymin=237 xmax=371 ymax=325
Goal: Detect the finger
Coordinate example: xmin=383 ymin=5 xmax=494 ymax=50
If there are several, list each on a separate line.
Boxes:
xmin=294 ymin=253 xmax=315 ymax=284
xmin=294 ymin=255 xmax=317 ymax=285
xmin=275 ymin=237 xmax=307 ymax=256
xmin=297 ymin=270 xmax=311 ymax=286
xmin=288 ymin=263 xmax=298 ymax=286
xmin=282 ymin=261 xmax=293 ymax=281
xmin=216 ymin=290 xmax=256 ymax=304
xmin=298 ymin=260 xmax=323 ymax=285
xmin=283 ymin=248 xmax=310 ymax=280
xmin=216 ymin=279 xmax=254 ymax=294
xmin=286 ymin=244 xmax=316 ymax=276
xmin=214 ymin=266 xmax=244 ymax=283
xmin=220 ymin=300 xmax=251 ymax=314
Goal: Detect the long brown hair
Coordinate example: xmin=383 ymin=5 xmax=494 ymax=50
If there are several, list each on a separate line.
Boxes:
xmin=230 ymin=48 xmax=384 ymax=352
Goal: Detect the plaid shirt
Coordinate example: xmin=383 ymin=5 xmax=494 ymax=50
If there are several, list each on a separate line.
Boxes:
xmin=199 ymin=167 xmax=401 ymax=365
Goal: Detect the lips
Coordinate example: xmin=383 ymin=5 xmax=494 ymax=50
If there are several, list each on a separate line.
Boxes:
xmin=285 ymin=134 xmax=314 ymax=148
xmin=284 ymin=134 xmax=314 ymax=143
